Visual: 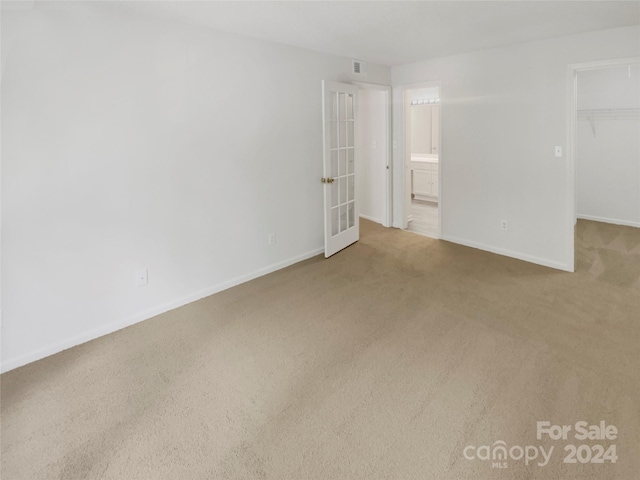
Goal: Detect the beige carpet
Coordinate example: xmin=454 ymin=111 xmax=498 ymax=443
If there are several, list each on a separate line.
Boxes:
xmin=2 ymin=219 xmax=639 ymax=479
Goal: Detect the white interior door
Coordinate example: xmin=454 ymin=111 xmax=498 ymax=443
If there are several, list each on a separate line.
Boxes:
xmin=322 ymin=81 xmax=359 ymax=257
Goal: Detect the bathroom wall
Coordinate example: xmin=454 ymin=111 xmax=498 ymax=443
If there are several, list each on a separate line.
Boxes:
xmin=411 ymin=106 xmax=431 ymax=155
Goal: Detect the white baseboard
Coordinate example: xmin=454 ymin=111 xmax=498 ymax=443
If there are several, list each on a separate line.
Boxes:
xmin=1 ymin=247 xmax=324 ymax=373
xmin=577 ymin=214 xmax=640 ymax=228
xmin=441 ymin=234 xmax=573 ymax=272
xmin=359 ymin=214 xmax=384 ymax=225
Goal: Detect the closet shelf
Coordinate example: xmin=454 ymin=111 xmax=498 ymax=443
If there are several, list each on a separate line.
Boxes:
xmin=577 ymin=108 xmax=640 ymax=119
xmin=577 ymin=108 xmax=639 ymax=136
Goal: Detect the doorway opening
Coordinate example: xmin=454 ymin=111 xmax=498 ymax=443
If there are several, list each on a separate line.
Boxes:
xmin=568 ymin=58 xmax=639 ymax=272
xmin=404 ymin=85 xmax=441 ymax=238
xmin=355 ymin=83 xmax=392 ymax=228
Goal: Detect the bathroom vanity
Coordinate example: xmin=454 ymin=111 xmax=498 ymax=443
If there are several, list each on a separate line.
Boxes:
xmin=409 ymin=103 xmax=440 ymax=202
xmin=410 ymin=156 xmax=439 ymax=201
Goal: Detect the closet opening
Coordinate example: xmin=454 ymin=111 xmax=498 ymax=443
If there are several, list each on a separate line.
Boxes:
xmin=568 ymin=58 xmax=639 ymax=273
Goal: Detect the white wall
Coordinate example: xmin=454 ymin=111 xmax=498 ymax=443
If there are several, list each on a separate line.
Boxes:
xmin=392 ymin=26 xmax=640 ymax=270
xmin=576 ymin=65 xmax=640 ymax=226
xmin=356 ymin=89 xmax=387 ymax=225
xmin=0 ymin=2 xmax=390 ymax=371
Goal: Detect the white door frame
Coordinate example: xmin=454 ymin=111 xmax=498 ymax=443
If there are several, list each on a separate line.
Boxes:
xmin=353 ymin=81 xmax=392 ymax=227
xmin=566 ymin=57 xmax=639 ymax=271
xmin=395 ymin=81 xmax=443 ymax=237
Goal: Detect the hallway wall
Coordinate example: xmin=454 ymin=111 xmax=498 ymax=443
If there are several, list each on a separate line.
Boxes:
xmin=356 ymin=89 xmax=388 ymax=225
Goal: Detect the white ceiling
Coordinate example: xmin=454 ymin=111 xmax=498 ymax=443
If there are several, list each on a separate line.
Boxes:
xmin=72 ymin=1 xmax=640 ymax=66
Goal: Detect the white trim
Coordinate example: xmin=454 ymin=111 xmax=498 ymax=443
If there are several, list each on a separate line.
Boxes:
xmin=1 ymin=247 xmax=324 ymax=373
xmin=359 ymin=213 xmax=384 ymax=225
xmin=442 ymin=234 xmax=572 ymax=272
xmin=577 ymin=214 xmax=640 ymax=228
xmin=567 ymin=57 xmax=640 ymax=272
xmin=403 ymin=88 xmax=411 ymax=230
xmin=566 ymin=65 xmax=577 ymax=271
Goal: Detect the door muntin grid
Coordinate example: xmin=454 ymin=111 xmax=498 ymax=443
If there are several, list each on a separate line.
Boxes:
xmin=329 ymin=91 xmax=355 ymax=237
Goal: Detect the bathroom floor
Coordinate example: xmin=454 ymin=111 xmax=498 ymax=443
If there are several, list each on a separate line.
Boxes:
xmin=407 ymin=199 xmax=439 ymax=238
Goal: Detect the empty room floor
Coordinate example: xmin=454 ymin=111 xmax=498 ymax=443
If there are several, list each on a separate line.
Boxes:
xmin=1 ymin=220 xmax=638 ymax=479
xmin=407 ymin=199 xmax=438 ymax=237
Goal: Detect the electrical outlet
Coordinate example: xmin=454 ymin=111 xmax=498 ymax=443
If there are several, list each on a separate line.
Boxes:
xmin=135 ymin=268 xmax=148 ymax=287
xmin=501 ymin=220 xmax=508 ymax=231
xmin=268 ymin=233 xmax=276 ymax=246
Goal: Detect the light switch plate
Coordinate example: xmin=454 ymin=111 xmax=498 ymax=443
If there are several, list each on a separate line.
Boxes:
xmin=555 ymin=146 xmax=562 ymax=157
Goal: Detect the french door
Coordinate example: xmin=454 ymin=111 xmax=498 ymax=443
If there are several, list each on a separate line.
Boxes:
xmin=322 ymin=81 xmax=359 ymax=257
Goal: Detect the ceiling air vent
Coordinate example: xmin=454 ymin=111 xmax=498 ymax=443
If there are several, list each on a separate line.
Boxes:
xmin=352 ymin=59 xmax=367 ymax=76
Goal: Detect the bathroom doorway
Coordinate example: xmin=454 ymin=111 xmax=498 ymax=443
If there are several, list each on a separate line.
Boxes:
xmin=404 ymin=85 xmax=441 ymax=238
